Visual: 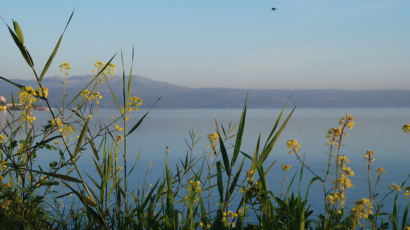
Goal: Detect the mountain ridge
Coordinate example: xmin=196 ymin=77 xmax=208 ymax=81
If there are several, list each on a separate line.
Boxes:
xmin=1 ymin=75 xmax=410 ymax=108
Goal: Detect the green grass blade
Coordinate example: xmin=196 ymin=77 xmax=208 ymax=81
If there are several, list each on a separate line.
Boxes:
xmin=401 ymin=202 xmax=409 ymax=230
xmin=12 ymin=20 xmax=24 ymax=44
xmin=165 ymin=157 xmax=176 ymax=228
xmin=218 ymin=133 xmax=230 ymax=176
xmin=126 ymin=97 xmax=160 ymax=136
xmin=263 ymin=104 xmax=286 ymax=149
xmin=0 ymin=76 xmax=24 ymax=89
xmin=39 ymin=35 xmax=63 ymax=81
xmin=231 ymin=95 xmax=247 ymax=167
xmin=26 ymin=169 xmax=82 ymax=183
xmin=216 ymin=161 xmax=224 ymax=203
xmin=73 ymin=119 xmax=89 ymax=159
xmin=39 ymin=10 xmax=74 ymax=81
xmin=5 ymin=22 xmax=34 ymax=67
xmin=285 ymin=172 xmax=297 ymax=196
xmin=259 ymin=106 xmax=295 ymax=165
xmin=228 ymin=157 xmax=245 ymax=197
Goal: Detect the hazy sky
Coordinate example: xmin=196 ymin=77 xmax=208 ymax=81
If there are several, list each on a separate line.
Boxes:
xmin=1 ymin=0 xmax=410 ymax=89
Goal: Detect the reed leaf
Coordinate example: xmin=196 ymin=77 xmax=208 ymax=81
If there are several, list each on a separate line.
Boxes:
xmin=231 ymin=95 xmax=247 ymax=167
xmin=39 ymin=10 xmax=74 ymax=81
xmin=259 ymin=106 xmax=295 ymax=165
xmin=127 ymin=97 xmax=160 ymax=136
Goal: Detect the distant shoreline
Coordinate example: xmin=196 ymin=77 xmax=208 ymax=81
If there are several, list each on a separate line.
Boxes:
xmin=1 ymin=104 xmax=50 ymax=111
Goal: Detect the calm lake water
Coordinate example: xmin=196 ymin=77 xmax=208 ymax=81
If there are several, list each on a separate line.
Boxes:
xmin=10 ymin=107 xmax=410 ymax=214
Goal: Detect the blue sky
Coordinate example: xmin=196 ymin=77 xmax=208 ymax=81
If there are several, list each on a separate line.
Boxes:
xmin=1 ymin=0 xmax=410 ymax=89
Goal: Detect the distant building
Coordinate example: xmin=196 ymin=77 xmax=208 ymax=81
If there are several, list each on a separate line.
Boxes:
xmin=0 ymin=96 xmax=6 ymax=106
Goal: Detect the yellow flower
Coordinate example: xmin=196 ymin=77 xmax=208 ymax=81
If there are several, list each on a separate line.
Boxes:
xmin=287 ymin=139 xmax=300 ymax=154
xmin=281 ymin=164 xmax=291 ymax=172
xmin=376 ymin=167 xmax=386 ymax=175
xmin=115 ymin=124 xmax=123 ymax=132
xmin=402 ymin=124 xmax=410 ymax=133
xmin=36 ymin=86 xmax=48 ymax=99
xmin=364 ymin=150 xmax=376 ymax=166
xmin=207 ymin=132 xmax=219 ymax=143
xmin=338 ymin=155 xmax=350 ymax=163
xmin=327 ymin=194 xmax=336 ymax=205
xmin=126 ymin=96 xmax=143 ymax=112
xmin=93 ymin=61 xmax=116 ymax=79
xmin=351 ymin=198 xmax=373 ymax=219
xmin=79 ymin=90 xmax=102 ymax=104
xmin=59 ymin=62 xmax=71 ymax=71
xmin=0 ymin=135 xmax=5 ymax=144
xmin=404 ymin=187 xmax=410 ymax=199
xmin=208 ymin=132 xmax=219 ymax=152
xmin=116 ymin=134 xmax=123 ymax=145
xmin=391 ymin=183 xmax=401 ymax=191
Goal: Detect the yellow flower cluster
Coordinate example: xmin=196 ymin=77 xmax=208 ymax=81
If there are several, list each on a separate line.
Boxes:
xmin=328 ymin=155 xmax=354 ymax=209
xmin=19 ymin=86 xmax=37 ymax=110
xmin=19 ymin=86 xmax=48 ymax=103
xmin=364 ymin=150 xmax=375 ymax=167
xmin=351 ymin=198 xmax=373 ymax=219
xmin=376 ymin=167 xmax=386 ymax=176
xmin=92 ymin=61 xmax=115 ymax=80
xmin=222 ymin=210 xmax=239 ymax=227
xmin=115 ymin=124 xmax=123 ymax=132
xmin=199 ymin=222 xmax=211 ymax=229
xmin=0 ymin=160 xmax=7 ymax=172
xmin=402 ymin=124 xmax=410 ymax=133
xmin=79 ymin=90 xmax=102 ymax=104
xmin=326 ymin=114 xmax=355 ymax=147
xmin=127 ymin=96 xmax=143 ymax=112
xmin=327 ymin=192 xmax=345 ymax=206
xmin=246 ymin=169 xmax=255 ymax=184
xmin=0 ymin=135 xmax=5 ymax=144
xmin=51 ymin=118 xmax=75 ymax=139
xmin=208 ymin=132 xmax=219 ymax=152
xmin=390 ymin=183 xmax=401 ymax=191
xmin=37 ymin=86 xmax=48 ymax=99
xmin=208 ymin=132 xmax=219 ymax=143
xmin=59 ymin=62 xmax=71 ymax=71
xmin=404 ymin=186 xmax=410 ymax=199
xmin=341 ymin=114 xmax=355 ymax=130
xmin=188 ymin=180 xmax=201 ymax=193
xmin=115 ymin=134 xmax=123 ymax=145
xmin=281 ymin=164 xmax=291 ymax=172
xmin=286 ymin=139 xmax=300 ymax=155
xmin=19 ymin=86 xmax=48 ymax=122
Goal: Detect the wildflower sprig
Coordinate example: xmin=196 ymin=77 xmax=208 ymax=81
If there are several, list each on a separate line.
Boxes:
xmin=208 ymin=132 xmax=219 ymax=153
xmin=286 ymin=139 xmax=300 ymax=155
xmin=351 ymin=198 xmax=373 ymax=220
xmin=79 ymin=90 xmax=102 ymax=105
xmin=92 ymin=61 xmax=115 ymax=81
xmin=18 ymin=86 xmax=49 ymax=123
xmin=402 ymin=124 xmax=410 ymax=133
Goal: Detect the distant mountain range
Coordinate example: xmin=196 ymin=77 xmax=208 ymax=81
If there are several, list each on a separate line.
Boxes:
xmin=1 ymin=75 xmax=410 ymax=108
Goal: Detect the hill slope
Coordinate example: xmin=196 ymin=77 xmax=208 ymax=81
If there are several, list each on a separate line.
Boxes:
xmin=1 ymin=75 xmax=410 ymax=108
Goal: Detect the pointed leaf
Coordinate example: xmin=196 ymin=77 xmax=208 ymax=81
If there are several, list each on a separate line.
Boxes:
xmin=12 ymin=20 xmax=24 ymax=44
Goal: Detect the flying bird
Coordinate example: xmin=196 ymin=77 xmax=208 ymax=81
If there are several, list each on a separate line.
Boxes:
xmin=272 ymin=8 xmax=277 ymax=11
